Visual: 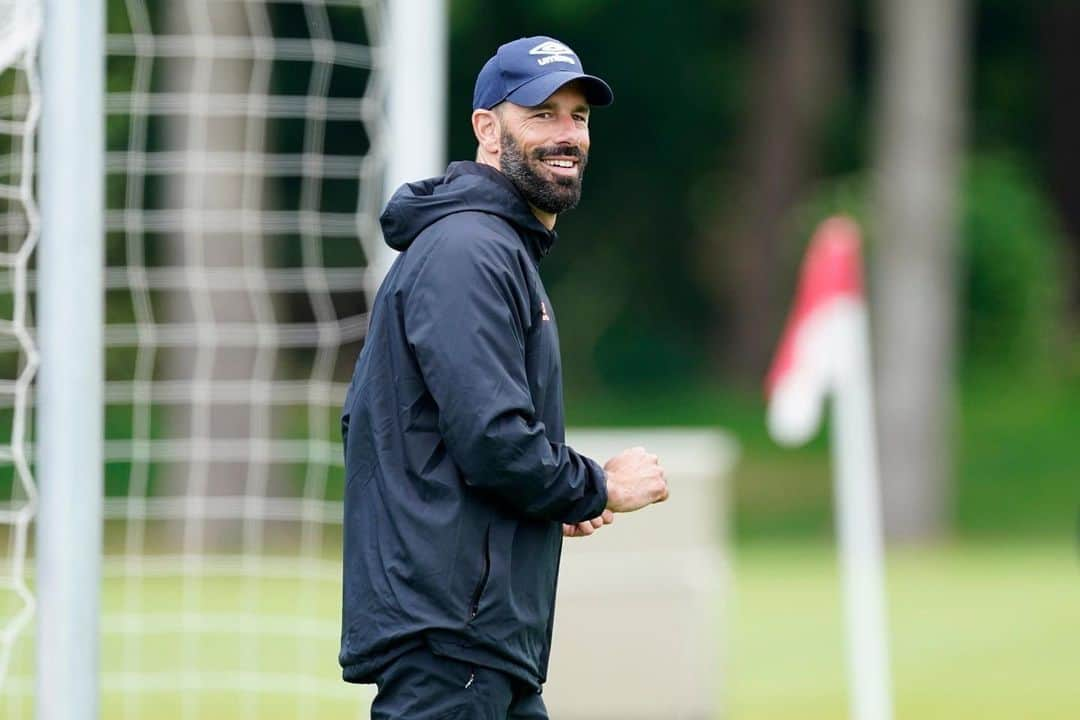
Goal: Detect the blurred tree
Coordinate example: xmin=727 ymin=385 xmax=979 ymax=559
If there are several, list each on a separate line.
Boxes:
xmin=795 ymin=155 xmax=1064 ymax=375
xmin=703 ymin=0 xmax=846 ymax=383
xmin=1040 ymin=2 xmax=1080 ymax=320
xmin=872 ymin=0 xmax=969 ymax=542
xmin=960 ymin=154 xmax=1062 ymax=373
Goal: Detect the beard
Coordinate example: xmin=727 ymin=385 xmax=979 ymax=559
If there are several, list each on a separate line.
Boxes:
xmin=499 ymin=129 xmax=588 ymax=216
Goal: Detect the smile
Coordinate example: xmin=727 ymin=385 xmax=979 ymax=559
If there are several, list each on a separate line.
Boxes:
xmin=540 ymin=157 xmax=579 ymax=175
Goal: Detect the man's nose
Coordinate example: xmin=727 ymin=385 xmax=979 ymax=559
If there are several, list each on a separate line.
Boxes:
xmin=552 ymin=114 xmax=585 ymax=143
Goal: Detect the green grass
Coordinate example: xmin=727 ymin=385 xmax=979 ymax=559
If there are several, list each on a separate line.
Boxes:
xmin=2 ymin=557 xmax=371 ymax=719
xmin=954 ymin=371 xmax=1080 ymax=537
xmin=3 ymin=542 xmax=1075 ymax=718
xmin=733 ymin=541 xmax=1080 ymax=719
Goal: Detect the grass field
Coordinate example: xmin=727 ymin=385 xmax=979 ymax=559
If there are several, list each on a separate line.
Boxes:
xmin=731 ymin=542 xmax=1080 ymax=720
xmin=3 ymin=541 xmax=1076 ymax=718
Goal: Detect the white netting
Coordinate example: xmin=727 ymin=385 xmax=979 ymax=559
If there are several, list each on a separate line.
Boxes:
xmin=0 ymin=0 xmax=41 ymax=714
xmin=2 ymin=0 xmax=388 ymax=716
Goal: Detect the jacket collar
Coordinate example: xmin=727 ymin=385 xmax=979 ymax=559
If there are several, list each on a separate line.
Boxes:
xmin=450 ymin=161 xmax=559 ymax=262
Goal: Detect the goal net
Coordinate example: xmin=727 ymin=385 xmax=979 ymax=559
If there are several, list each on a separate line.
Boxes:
xmin=0 ymin=0 xmax=41 ymax=715
xmin=1 ymin=0 xmax=406 ymax=716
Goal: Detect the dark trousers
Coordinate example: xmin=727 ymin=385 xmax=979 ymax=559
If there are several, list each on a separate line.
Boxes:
xmin=370 ymin=646 xmax=549 ymax=720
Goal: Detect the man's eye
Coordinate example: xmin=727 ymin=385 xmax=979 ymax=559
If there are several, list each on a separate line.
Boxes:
xmin=573 ymin=115 xmax=588 ymax=123
xmin=535 ymin=112 xmax=552 ymax=119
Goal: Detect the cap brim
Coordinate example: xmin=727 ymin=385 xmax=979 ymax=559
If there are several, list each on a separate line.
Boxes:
xmin=504 ymin=71 xmax=614 ymax=108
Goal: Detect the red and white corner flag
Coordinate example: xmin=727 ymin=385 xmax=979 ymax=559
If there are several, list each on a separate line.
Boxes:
xmin=766 ymin=216 xmax=895 ymax=720
xmin=766 ymin=216 xmax=864 ymax=445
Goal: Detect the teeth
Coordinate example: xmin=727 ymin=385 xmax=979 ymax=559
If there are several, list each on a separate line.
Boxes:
xmin=544 ymin=159 xmax=574 ymax=168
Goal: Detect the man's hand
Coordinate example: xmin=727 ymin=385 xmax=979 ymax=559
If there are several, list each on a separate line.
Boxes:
xmin=562 ymin=509 xmax=615 ymax=538
xmin=603 ymin=446 xmax=668 ymax=513
xmin=562 ymin=446 xmax=667 ymax=537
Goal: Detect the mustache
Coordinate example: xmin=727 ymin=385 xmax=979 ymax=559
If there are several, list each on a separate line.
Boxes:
xmin=532 ymin=145 xmax=586 ymax=161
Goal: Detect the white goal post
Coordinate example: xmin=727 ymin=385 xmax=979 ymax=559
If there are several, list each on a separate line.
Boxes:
xmin=35 ymin=2 xmax=104 ymax=720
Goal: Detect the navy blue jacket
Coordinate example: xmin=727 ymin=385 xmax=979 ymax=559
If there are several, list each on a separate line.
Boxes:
xmin=339 ymin=161 xmax=608 ymax=689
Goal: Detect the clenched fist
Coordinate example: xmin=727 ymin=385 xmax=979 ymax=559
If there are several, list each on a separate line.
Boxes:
xmin=602 ymin=446 xmax=668 ymax=513
xmin=562 ymin=508 xmax=615 ymax=538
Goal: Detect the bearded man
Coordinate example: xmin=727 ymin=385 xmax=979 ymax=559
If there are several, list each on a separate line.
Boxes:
xmin=340 ymin=36 xmax=669 ymax=719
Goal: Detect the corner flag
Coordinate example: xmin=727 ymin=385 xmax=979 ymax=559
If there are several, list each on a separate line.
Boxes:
xmin=766 ymin=216 xmax=864 ymax=445
xmin=765 ymin=216 xmax=895 ymax=720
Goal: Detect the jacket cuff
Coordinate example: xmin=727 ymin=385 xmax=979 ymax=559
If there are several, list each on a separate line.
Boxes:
xmin=573 ymin=455 xmax=608 ymax=522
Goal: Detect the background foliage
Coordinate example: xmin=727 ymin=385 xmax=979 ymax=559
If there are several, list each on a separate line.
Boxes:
xmin=447 ymin=0 xmax=1078 ymax=541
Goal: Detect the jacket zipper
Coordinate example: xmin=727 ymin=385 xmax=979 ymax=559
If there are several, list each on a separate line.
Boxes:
xmin=469 ymin=526 xmax=492 ymax=619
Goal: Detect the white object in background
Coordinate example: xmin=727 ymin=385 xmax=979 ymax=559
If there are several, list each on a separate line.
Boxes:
xmin=0 ymin=0 xmax=38 ymax=69
xmin=548 ymin=429 xmax=738 ymax=720
xmin=376 ymin=0 xmax=448 ymax=290
xmin=765 ymin=217 xmax=894 ymax=720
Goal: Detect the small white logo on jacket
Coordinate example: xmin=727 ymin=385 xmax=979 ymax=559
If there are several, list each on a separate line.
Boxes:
xmin=528 ymin=41 xmax=577 ymax=67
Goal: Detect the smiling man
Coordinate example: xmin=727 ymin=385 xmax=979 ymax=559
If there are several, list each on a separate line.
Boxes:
xmin=339 ymin=36 xmax=670 ymax=719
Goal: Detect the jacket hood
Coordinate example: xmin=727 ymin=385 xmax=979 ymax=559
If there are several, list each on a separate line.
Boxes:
xmin=379 ymin=161 xmax=557 ymax=259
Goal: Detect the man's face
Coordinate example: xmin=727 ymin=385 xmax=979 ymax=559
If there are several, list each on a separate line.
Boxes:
xmin=496 ymin=84 xmax=591 ymax=215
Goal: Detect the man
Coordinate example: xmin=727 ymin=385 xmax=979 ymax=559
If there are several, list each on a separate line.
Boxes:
xmin=340 ymin=36 xmax=669 ymax=719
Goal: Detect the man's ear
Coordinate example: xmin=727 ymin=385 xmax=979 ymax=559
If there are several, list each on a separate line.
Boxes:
xmin=471 ymin=109 xmax=501 ymax=156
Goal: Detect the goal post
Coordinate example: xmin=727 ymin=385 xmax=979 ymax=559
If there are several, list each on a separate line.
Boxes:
xmin=35 ymin=3 xmax=105 ymax=720
xmin=378 ymin=0 xmax=448 ymax=284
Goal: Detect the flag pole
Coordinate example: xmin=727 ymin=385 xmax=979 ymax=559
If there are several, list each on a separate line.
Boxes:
xmin=830 ymin=299 xmax=893 ymax=720
xmin=766 ymin=217 xmax=893 ymax=720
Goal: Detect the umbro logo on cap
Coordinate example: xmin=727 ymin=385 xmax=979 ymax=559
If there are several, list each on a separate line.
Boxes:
xmin=528 ymin=40 xmax=577 ymax=66
xmin=528 ymin=41 xmax=574 ymax=56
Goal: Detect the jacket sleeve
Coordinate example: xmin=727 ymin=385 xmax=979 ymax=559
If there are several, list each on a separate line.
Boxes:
xmin=403 ymin=231 xmax=607 ymax=524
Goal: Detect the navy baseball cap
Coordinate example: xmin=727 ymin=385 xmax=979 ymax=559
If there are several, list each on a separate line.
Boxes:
xmin=472 ymin=36 xmax=614 ymax=111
